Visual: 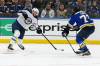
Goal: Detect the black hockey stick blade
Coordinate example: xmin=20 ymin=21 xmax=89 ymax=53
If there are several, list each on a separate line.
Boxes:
xmin=41 ymin=33 xmax=64 ymax=51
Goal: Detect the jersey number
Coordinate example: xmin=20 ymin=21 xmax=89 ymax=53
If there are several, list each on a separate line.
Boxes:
xmin=80 ymin=14 xmax=89 ymax=23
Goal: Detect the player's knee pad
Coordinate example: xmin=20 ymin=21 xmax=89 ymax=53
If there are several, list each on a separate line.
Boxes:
xmin=14 ymin=30 xmax=20 ymax=38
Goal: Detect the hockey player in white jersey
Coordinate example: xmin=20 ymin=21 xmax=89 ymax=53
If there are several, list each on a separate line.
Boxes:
xmin=8 ymin=8 xmax=42 ymax=50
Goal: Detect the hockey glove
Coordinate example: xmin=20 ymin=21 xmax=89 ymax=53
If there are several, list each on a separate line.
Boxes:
xmin=36 ymin=27 xmax=42 ymax=34
xmin=62 ymin=28 xmax=69 ymax=37
xmin=72 ymin=26 xmax=80 ymax=31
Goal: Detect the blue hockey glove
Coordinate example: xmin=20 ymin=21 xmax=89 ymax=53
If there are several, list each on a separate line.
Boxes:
xmin=36 ymin=27 xmax=42 ymax=34
xmin=62 ymin=28 xmax=69 ymax=37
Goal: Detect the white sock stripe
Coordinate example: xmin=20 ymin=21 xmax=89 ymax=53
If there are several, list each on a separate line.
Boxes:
xmin=11 ymin=36 xmax=17 ymax=41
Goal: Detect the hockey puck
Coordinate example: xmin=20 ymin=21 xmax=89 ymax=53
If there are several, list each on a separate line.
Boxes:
xmin=61 ymin=49 xmax=64 ymax=51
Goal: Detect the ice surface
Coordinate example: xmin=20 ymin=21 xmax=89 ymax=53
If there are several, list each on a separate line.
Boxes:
xmin=0 ymin=44 xmax=100 ymax=66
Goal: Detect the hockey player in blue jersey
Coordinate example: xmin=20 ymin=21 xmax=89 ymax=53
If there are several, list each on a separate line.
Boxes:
xmin=8 ymin=8 xmax=42 ymax=50
xmin=62 ymin=7 xmax=95 ymax=56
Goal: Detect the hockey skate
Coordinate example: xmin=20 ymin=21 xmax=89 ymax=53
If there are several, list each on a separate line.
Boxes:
xmin=8 ymin=44 xmax=14 ymax=50
xmin=75 ymin=49 xmax=91 ymax=56
xmin=18 ymin=44 xmax=25 ymax=50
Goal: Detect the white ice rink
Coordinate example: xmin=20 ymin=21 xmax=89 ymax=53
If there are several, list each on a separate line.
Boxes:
xmin=0 ymin=44 xmax=100 ymax=66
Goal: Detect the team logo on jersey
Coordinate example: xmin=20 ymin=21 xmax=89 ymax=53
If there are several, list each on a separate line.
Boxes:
xmin=25 ymin=17 xmax=32 ymax=24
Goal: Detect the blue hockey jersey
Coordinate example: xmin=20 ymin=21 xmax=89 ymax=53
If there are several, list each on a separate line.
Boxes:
xmin=69 ymin=11 xmax=94 ymax=28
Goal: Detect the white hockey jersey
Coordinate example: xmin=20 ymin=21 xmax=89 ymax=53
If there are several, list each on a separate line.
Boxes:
xmin=17 ymin=10 xmax=38 ymax=30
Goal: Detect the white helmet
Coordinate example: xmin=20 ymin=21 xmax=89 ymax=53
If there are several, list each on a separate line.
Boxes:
xmin=32 ymin=8 xmax=39 ymax=16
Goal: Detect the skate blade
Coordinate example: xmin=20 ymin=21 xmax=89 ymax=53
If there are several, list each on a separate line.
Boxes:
xmin=76 ymin=53 xmax=91 ymax=56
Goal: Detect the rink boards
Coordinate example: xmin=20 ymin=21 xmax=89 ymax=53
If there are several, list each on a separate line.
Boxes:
xmin=0 ymin=18 xmax=100 ymax=44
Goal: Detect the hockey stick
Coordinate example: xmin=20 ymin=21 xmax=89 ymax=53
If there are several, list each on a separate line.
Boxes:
xmin=65 ymin=31 xmax=86 ymax=54
xmin=41 ymin=33 xmax=64 ymax=51
xmin=65 ymin=37 xmax=76 ymax=53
